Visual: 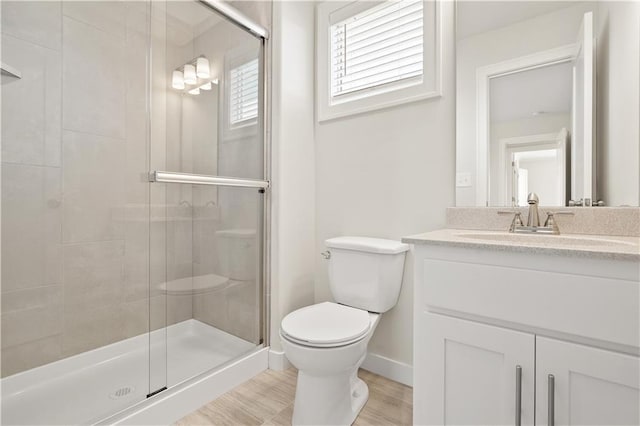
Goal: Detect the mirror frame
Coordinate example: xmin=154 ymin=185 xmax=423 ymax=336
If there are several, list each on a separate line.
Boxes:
xmin=455 ymin=2 xmax=598 ymax=207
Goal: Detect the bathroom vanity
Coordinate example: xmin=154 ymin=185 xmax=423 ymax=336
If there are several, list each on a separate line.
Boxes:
xmin=404 ymin=212 xmax=640 ymax=425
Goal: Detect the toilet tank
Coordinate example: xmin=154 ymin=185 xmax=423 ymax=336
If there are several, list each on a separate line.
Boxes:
xmin=325 ymin=237 xmax=409 ymax=313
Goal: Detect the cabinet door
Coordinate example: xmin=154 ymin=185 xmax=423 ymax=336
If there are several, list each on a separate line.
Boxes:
xmin=536 ymin=337 xmax=640 ymax=425
xmin=416 ymin=313 xmax=535 ymax=425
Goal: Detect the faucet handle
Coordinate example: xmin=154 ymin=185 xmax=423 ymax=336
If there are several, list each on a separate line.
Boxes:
xmin=512 ymin=212 xmax=524 ymax=227
xmin=543 ymin=211 xmax=575 ymax=234
xmin=543 ymin=213 xmax=559 ymax=234
xmin=498 ymin=211 xmax=524 ymax=232
xmin=545 ymin=211 xmax=575 ymax=218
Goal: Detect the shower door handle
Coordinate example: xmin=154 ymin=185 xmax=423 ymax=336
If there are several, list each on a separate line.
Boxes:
xmin=150 ymin=171 xmax=269 ymax=189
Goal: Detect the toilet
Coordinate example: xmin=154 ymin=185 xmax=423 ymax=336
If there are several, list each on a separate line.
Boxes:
xmin=280 ymin=236 xmax=409 ymax=425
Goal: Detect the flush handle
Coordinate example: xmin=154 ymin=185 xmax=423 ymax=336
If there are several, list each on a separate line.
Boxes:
xmin=321 ymin=251 xmax=331 ymax=260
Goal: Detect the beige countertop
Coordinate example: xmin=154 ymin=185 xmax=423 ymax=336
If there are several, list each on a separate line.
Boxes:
xmin=402 ymin=229 xmax=640 ymax=261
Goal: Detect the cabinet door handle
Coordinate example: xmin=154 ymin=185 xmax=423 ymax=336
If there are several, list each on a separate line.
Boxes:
xmin=515 ymin=365 xmax=522 ymax=426
xmin=548 ymin=374 xmax=555 ymax=426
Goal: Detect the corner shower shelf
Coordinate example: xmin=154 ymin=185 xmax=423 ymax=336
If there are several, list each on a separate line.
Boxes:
xmin=157 ymin=273 xmax=230 ymax=296
xmin=1 ymin=62 xmax=22 ymax=80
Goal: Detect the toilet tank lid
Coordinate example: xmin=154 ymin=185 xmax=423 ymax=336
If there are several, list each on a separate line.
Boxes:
xmin=325 ymin=236 xmax=409 ymax=254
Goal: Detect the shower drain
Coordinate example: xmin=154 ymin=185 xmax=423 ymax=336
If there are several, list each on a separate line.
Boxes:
xmin=109 ymin=386 xmax=135 ymax=399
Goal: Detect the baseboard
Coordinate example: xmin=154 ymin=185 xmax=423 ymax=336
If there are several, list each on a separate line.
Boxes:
xmin=361 ymin=352 xmax=413 ymax=387
xmin=268 ymin=348 xmax=291 ymax=371
xmin=266 ymin=348 xmax=412 ymax=386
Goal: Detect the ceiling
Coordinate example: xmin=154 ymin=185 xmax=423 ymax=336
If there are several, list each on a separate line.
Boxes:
xmin=456 ymin=1 xmax=578 ymax=40
xmin=515 ymin=149 xmax=558 ymax=161
xmin=167 ymin=1 xmax=219 ymax=26
xmin=166 ymin=1 xmax=224 ymax=38
xmin=490 ymin=61 xmax=573 ymax=122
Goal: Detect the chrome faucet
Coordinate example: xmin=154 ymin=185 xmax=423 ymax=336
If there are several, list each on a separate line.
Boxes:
xmin=526 ymin=193 xmax=540 ymax=227
xmin=498 ymin=192 xmax=574 ymax=234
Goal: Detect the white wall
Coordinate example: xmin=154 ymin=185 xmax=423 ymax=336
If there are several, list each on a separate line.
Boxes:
xmin=313 ymin=2 xmax=456 ymax=366
xmin=269 ymin=1 xmax=317 ymax=354
xmin=268 ymin=1 xmax=455 ymax=368
xmin=267 ymin=0 xmax=638 ymax=373
xmin=596 ymin=1 xmax=640 ymax=206
xmin=456 ymin=2 xmax=596 ymax=206
xmin=518 ymin=156 xmax=563 ymax=205
xmin=266 ymin=0 xmax=639 ymax=375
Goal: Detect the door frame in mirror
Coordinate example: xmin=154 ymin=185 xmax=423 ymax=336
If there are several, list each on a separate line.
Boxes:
xmin=498 ymin=129 xmax=569 ymax=206
xmin=475 ymin=44 xmax=576 ymax=206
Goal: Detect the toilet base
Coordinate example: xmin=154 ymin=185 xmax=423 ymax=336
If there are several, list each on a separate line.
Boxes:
xmin=280 ymin=311 xmax=381 ymax=425
xmin=292 ymin=367 xmax=369 ymax=426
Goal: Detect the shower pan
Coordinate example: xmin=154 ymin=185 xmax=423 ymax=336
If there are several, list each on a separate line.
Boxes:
xmin=0 ymin=1 xmax=270 ymax=424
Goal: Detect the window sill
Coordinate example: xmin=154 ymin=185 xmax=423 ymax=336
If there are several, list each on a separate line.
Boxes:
xmin=319 ymin=86 xmax=442 ymax=122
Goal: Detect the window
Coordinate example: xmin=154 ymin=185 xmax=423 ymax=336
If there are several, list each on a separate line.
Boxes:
xmin=317 ymin=0 xmax=441 ymax=121
xmin=229 ymin=58 xmax=259 ymax=127
xmin=331 ymin=0 xmax=424 ymax=97
xmin=223 ymin=47 xmax=260 ymax=140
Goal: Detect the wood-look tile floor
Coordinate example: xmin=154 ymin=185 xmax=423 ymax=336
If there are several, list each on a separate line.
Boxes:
xmin=175 ymin=368 xmax=412 ymax=426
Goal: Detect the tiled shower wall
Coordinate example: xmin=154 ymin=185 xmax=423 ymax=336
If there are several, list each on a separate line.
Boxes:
xmin=1 ymin=0 xmax=270 ymax=377
xmin=0 ymin=1 xmax=191 ymax=377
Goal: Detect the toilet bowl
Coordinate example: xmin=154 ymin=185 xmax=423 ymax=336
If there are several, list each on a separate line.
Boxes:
xmin=280 ymin=237 xmax=409 ymax=425
xmin=280 ymin=302 xmax=381 ymax=425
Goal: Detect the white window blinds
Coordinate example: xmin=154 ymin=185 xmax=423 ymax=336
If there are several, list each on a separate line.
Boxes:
xmin=331 ymin=0 xmax=424 ymax=97
xmin=229 ymin=58 xmax=259 ymax=126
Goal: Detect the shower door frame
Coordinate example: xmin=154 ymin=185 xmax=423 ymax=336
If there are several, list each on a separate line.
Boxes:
xmin=148 ymin=0 xmax=272 ymax=387
xmin=197 ymin=0 xmax=272 ymax=351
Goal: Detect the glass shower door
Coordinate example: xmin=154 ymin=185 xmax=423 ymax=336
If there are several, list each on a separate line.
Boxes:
xmin=146 ymin=0 xmax=266 ymax=395
xmin=149 ymin=182 xmax=265 ymax=390
xmin=1 ymin=0 xmax=266 ymax=422
xmin=1 ymin=1 xmax=154 ymax=423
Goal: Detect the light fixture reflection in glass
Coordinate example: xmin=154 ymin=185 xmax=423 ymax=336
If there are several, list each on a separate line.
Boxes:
xmin=200 ymin=81 xmax=212 ymax=91
xmin=184 ymin=64 xmax=197 ymax=84
xmin=196 ymin=57 xmax=210 ymax=79
xmin=188 ymin=87 xmax=200 ymax=95
xmin=172 ymin=70 xmax=185 ymax=90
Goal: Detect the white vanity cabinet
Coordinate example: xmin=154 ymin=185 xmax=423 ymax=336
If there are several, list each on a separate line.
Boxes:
xmin=535 ymin=337 xmax=640 ymax=425
xmin=420 ymin=313 xmax=535 ymax=425
xmin=411 ymin=242 xmax=640 ymax=426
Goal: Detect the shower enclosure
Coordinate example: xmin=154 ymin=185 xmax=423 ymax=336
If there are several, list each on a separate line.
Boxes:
xmin=1 ymin=1 xmax=269 ymax=424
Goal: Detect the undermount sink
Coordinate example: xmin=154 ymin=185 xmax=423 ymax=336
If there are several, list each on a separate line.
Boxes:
xmin=455 ymin=232 xmax=637 ymax=248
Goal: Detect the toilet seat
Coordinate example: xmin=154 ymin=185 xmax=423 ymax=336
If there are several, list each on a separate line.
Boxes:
xmin=281 ymin=302 xmax=371 ymax=348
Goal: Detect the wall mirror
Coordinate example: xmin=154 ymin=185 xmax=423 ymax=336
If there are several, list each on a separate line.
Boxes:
xmin=455 ymin=1 xmax=640 ymax=207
